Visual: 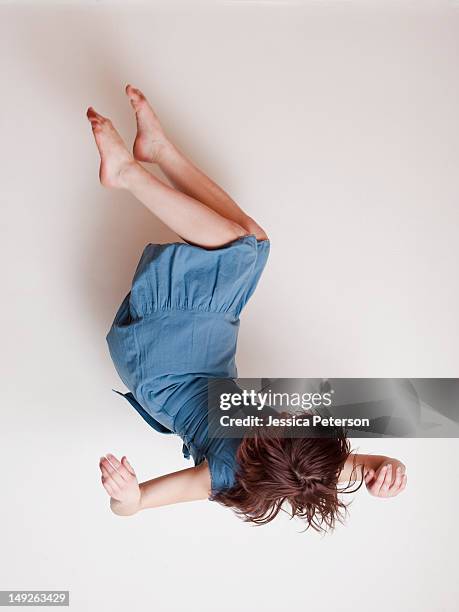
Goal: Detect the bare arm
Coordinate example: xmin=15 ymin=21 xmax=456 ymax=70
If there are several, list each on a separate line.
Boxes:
xmin=99 ymin=453 xmax=211 ymax=516
xmin=138 ymin=461 xmax=211 ymax=511
xmin=339 ymin=453 xmax=407 ymax=498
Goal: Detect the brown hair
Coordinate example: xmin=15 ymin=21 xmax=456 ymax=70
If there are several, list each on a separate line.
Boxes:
xmin=212 ymin=418 xmax=361 ymax=532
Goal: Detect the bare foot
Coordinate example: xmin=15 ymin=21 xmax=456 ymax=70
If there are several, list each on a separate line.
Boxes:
xmin=86 ymin=107 xmax=136 ymax=188
xmin=126 ymin=84 xmax=170 ymax=163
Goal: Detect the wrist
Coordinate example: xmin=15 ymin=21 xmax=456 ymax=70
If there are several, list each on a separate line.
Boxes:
xmin=110 ymin=496 xmax=140 ymax=516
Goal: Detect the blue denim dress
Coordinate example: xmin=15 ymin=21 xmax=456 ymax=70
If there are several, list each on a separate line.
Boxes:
xmin=106 ymin=235 xmax=270 ymax=496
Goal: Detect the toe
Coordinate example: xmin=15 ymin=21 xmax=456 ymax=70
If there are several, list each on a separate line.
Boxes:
xmin=126 ymin=84 xmax=145 ymax=104
xmin=87 ymin=107 xmax=104 ymax=124
xmin=87 ymin=106 xmax=100 ymax=118
xmin=88 ymin=106 xmax=109 ymax=122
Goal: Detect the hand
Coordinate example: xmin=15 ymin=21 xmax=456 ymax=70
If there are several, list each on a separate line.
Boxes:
xmin=365 ymin=462 xmax=407 ymax=498
xmin=99 ymin=453 xmax=141 ymax=510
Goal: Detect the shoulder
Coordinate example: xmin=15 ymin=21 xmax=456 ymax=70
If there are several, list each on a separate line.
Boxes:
xmin=205 ymin=447 xmax=239 ymax=498
xmin=182 ymin=459 xmax=230 ymax=501
xmin=191 ymin=460 xmax=213 ymax=498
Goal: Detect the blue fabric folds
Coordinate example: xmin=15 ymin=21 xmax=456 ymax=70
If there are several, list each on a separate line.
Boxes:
xmin=111 ymin=389 xmax=173 ymax=434
xmin=106 ymin=235 xmax=270 ymax=494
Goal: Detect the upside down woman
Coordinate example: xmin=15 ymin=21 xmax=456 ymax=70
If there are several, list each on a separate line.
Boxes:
xmin=88 ymin=85 xmax=407 ymax=531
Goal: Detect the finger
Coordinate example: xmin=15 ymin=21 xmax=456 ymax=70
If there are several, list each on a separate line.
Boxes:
xmin=101 ymin=475 xmax=119 ymax=498
xmin=101 ymin=476 xmax=114 ymax=496
xmin=372 ymin=465 xmax=388 ymax=495
xmin=100 ymin=464 xmax=112 ymax=479
xmin=106 ymin=453 xmax=133 ymax=481
xmin=390 ymin=474 xmax=407 ymax=497
xmin=122 ymin=456 xmax=136 ymax=476
xmin=99 ymin=456 xmax=111 ymax=475
xmin=389 ymin=466 xmax=403 ymax=492
xmin=381 ymin=464 xmax=392 ymax=492
xmin=400 ymin=474 xmax=407 ymax=491
xmin=100 ymin=457 xmax=125 ymax=488
xmin=100 ymin=456 xmax=115 ymax=474
xmin=364 ymin=469 xmax=375 ymax=484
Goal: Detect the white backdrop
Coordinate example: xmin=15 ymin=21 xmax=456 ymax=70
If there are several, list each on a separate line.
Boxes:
xmin=1 ymin=2 xmax=458 ymax=611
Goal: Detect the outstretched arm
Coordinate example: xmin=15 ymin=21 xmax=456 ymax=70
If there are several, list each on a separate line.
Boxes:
xmin=339 ymin=453 xmax=407 ymax=498
xmin=99 ymin=454 xmax=211 ymax=516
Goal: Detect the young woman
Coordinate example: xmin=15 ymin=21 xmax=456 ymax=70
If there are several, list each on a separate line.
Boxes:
xmin=88 ymin=85 xmax=407 ymax=531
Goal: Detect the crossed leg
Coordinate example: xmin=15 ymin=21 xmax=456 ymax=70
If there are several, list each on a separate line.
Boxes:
xmin=87 ymin=86 xmax=268 ymax=249
xmin=125 ymin=85 xmax=268 ymax=242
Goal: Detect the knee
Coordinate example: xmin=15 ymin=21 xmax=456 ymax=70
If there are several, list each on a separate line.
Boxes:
xmin=253 ymin=227 xmax=269 ymax=241
xmin=241 ymin=216 xmax=269 ymax=241
xmin=230 ymin=221 xmax=251 ymax=240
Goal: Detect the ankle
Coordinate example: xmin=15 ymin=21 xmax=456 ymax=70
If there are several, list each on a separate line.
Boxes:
xmin=154 ymin=139 xmax=174 ymax=165
xmin=119 ymin=160 xmax=142 ymax=189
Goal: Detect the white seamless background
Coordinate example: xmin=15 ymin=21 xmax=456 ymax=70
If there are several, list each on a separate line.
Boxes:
xmin=1 ymin=2 xmax=458 ymax=611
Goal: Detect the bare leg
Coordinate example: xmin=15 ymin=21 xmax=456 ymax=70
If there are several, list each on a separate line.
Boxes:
xmin=125 ymin=85 xmax=268 ymax=241
xmin=86 ymin=107 xmax=248 ymax=249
